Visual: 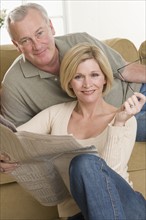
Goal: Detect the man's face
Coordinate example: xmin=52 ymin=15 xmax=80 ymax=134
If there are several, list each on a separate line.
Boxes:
xmin=10 ymin=9 xmax=56 ymax=69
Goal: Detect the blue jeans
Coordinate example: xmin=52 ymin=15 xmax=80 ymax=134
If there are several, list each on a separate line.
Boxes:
xmin=135 ymin=83 xmax=146 ymax=141
xmin=69 ymin=154 xmax=146 ymax=220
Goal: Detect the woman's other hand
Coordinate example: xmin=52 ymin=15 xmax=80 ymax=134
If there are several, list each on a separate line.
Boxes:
xmin=0 ymin=153 xmax=19 ymax=173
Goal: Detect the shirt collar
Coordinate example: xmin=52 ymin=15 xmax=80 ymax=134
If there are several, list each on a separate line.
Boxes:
xmin=19 ymin=55 xmax=54 ymax=79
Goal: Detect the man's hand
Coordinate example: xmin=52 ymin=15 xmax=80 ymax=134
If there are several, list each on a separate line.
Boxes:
xmin=121 ymin=62 xmax=146 ymax=83
xmin=0 ymin=153 xmax=19 ymax=173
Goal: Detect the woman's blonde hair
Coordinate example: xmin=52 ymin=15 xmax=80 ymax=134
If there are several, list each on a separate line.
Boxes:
xmin=60 ymin=42 xmax=113 ymax=98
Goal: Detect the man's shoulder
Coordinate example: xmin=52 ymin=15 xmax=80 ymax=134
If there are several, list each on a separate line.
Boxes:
xmin=55 ymin=32 xmax=98 ymax=43
xmin=55 ymin=32 xmax=102 ymax=60
xmin=6 ymin=54 xmax=22 ymax=72
xmin=2 ymin=55 xmax=39 ymax=86
xmin=55 ymin=32 xmax=88 ymax=39
xmin=2 ymin=55 xmax=23 ymax=84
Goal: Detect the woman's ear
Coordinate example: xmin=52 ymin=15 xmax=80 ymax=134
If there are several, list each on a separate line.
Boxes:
xmin=103 ymin=76 xmax=107 ymax=85
xmin=69 ymin=82 xmax=72 ymax=88
xmin=102 ymin=76 xmax=107 ymax=93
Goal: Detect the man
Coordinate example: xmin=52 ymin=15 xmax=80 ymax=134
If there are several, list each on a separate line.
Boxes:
xmin=1 ymin=3 xmax=146 ymax=139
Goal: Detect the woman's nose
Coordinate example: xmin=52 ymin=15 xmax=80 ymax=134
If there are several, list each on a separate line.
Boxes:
xmin=83 ymin=77 xmax=92 ymax=88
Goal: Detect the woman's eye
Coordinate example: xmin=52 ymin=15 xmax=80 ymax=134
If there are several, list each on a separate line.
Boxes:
xmin=91 ymin=73 xmax=99 ymax=77
xmin=74 ymin=75 xmax=83 ymax=80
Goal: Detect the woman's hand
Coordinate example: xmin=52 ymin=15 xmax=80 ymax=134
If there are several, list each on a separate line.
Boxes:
xmin=114 ymin=92 xmax=146 ymax=126
xmin=0 ymin=153 xmax=19 ymax=173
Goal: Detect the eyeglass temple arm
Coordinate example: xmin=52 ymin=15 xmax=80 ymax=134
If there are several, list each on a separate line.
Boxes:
xmin=116 ymin=57 xmax=146 ymax=94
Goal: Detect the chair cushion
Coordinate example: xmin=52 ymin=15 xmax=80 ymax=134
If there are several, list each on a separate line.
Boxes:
xmin=139 ymin=40 xmax=146 ymax=65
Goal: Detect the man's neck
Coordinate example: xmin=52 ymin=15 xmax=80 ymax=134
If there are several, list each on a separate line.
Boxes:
xmin=38 ymin=48 xmax=60 ymax=75
xmin=43 ymin=58 xmax=60 ymax=75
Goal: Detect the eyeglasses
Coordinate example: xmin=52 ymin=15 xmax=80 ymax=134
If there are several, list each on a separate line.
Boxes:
xmin=17 ymin=27 xmax=49 ymax=47
xmin=116 ymin=57 xmax=146 ymax=93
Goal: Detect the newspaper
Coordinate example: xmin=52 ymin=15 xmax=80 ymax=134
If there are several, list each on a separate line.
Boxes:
xmin=0 ymin=117 xmax=97 ymax=206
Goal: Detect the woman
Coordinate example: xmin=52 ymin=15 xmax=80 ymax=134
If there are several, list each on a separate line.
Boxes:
xmin=17 ymin=43 xmax=146 ymax=220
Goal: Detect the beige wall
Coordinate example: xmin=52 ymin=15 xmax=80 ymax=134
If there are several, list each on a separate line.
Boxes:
xmin=65 ymin=0 xmax=145 ymax=49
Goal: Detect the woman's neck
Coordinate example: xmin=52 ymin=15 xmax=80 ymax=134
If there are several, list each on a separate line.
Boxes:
xmin=75 ymin=99 xmax=114 ymax=119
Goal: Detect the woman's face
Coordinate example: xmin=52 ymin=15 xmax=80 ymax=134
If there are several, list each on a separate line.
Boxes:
xmin=70 ymin=58 xmax=106 ymax=103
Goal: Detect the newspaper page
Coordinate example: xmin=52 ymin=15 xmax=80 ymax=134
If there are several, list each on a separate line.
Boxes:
xmin=0 ymin=123 xmax=97 ymax=206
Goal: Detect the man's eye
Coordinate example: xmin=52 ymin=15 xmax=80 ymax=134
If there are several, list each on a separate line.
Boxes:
xmin=36 ymin=31 xmax=45 ymax=38
xmin=20 ymin=38 xmax=30 ymax=45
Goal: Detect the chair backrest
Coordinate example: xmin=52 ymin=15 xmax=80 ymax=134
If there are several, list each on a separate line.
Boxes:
xmin=103 ymin=38 xmax=139 ymax=62
xmin=0 ymin=44 xmax=20 ymax=84
xmin=139 ymin=41 xmax=146 ymax=65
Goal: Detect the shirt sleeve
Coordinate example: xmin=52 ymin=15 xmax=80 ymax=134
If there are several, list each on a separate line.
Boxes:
xmin=1 ymin=83 xmax=33 ymax=127
xmin=17 ymin=107 xmax=51 ymax=134
xmin=101 ymin=116 xmax=137 ymax=182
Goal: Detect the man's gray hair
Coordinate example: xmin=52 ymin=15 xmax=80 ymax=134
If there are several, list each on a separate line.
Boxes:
xmin=6 ymin=3 xmax=49 ymax=39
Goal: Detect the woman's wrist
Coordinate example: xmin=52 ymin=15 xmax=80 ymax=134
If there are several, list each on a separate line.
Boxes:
xmin=113 ymin=120 xmax=125 ymax=127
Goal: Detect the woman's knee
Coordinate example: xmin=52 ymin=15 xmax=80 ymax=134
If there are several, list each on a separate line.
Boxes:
xmin=69 ymin=154 xmax=101 ymax=177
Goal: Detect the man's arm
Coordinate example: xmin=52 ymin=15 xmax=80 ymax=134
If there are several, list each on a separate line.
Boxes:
xmin=121 ymin=62 xmax=146 ymax=83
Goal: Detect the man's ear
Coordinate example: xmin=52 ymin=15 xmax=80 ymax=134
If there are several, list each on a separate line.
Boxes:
xmin=49 ymin=19 xmax=55 ymax=35
xmin=12 ymin=40 xmax=22 ymax=53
